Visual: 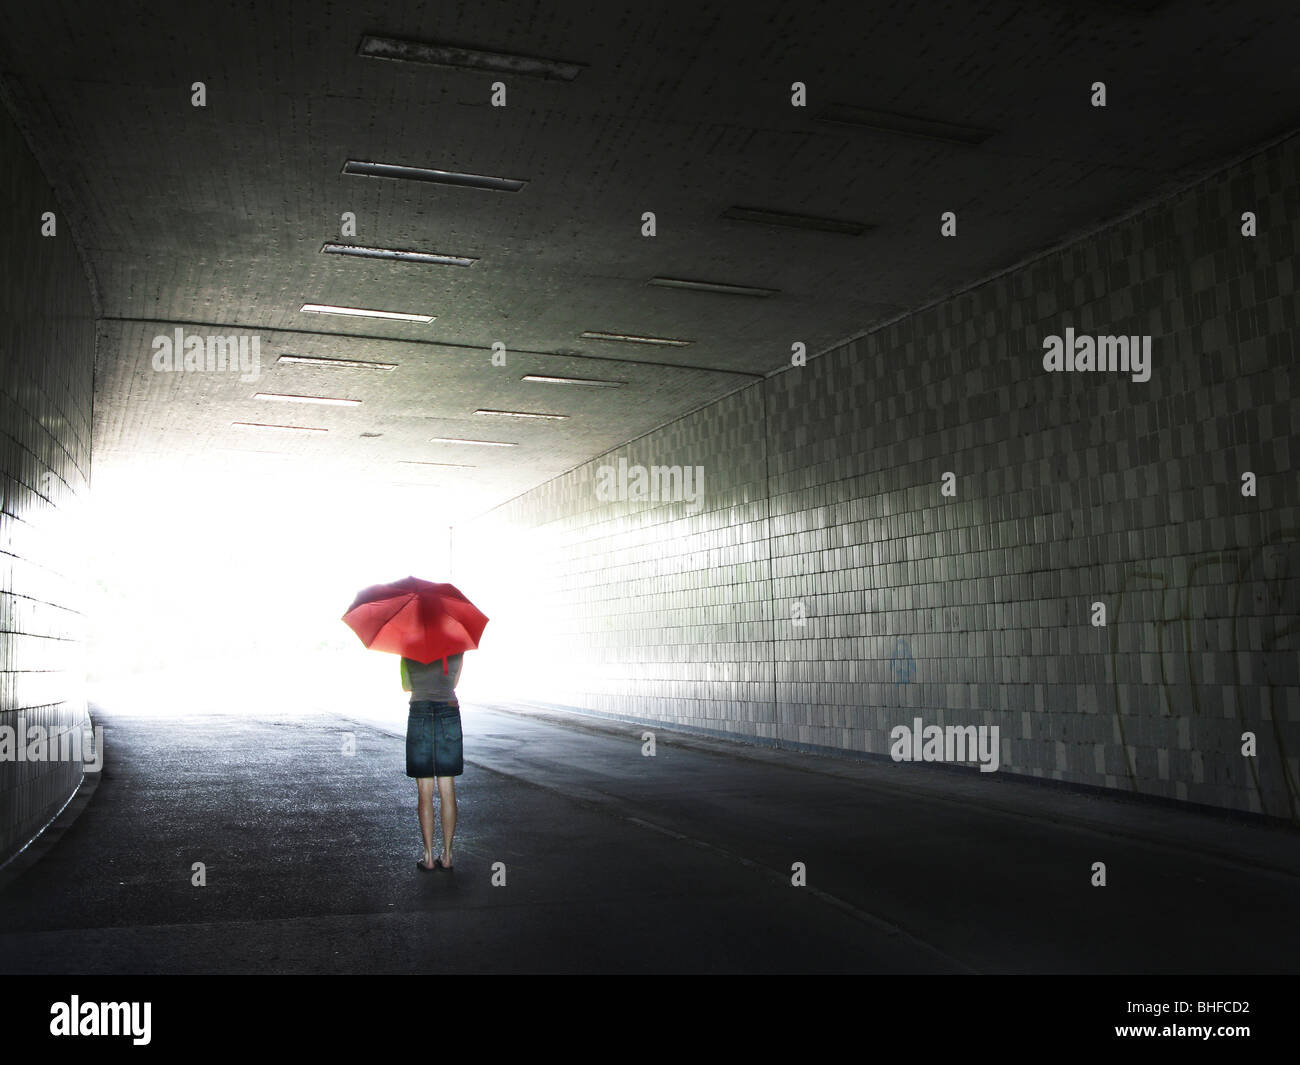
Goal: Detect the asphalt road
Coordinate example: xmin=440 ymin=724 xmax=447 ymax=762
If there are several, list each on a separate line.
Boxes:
xmin=1 ymin=703 xmax=1297 ymax=974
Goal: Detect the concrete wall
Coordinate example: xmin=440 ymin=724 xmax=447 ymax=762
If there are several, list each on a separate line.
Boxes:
xmin=0 ymin=102 xmax=96 ymax=866
xmin=454 ymin=133 xmax=1300 ymax=819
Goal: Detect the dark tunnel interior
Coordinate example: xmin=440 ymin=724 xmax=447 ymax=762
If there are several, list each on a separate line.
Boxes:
xmin=0 ymin=0 xmax=1297 ymax=1039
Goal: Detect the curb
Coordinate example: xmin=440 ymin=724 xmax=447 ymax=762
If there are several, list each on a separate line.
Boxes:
xmin=0 ymin=710 xmax=104 ymax=893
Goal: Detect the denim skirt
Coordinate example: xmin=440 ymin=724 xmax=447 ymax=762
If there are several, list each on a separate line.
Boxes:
xmin=405 ymin=701 xmax=464 ymax=778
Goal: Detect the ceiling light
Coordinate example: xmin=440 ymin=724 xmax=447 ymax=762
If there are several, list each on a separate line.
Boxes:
xmin=721 ymin=205 xmax=871 ymax=236
xmin=474 ymin=409 xmax=568 ymax=420
xmin=322 ymin=243 xmax=477 ymax=267
xmin=398 ymin=460 xmax=477 ymax=469
xmin=232 ymin=422 xmax=328 ymax=434
xmin=301 ymin=303 xmax=434 ymax=323
xmin=254 ymin=393 xmax=360 ymax=406
xmin=578 ymin=330 xmax=692 ymax=347
xmin=343 ymin=159 xmax=526 ymax=192
xmin=277 ymin=354 xmax=398 ymax=370
xmin=817 ymin=104 xmax=994 ymax=145
xmin=428 ymin=437 xmax=517 ymax=447
xmin=358 ymin=34 xmax=585 ymax=81
xmin=521 ymin=374 xmax=625 ymax=387
xmin=1079 ymin=0 xmax=1168 ymax=10
xmin=647 ymin=276 xmax=777 ymax=297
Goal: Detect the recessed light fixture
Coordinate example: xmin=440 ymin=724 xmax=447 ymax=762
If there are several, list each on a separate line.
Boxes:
xmin=721 ymin=205 xmax=871 ymax=236
xmin=254 ymin=393 xmax=361 ymax=406
xmin=428 ymin=436 xmax=517 ymax=447
xmin=300 ymin=303 xmax=434 ymax=323
xmin=232 ymin=422 xmax=328 ymax=434
xmin=398 ymin=460 xmax=477 ymax=469
xmin=521 ymin=374 xmax=625 ymax=387
xmin=357 ymin=34 xmax=585 ymax=82
xmin=277 ymin=354 xmax=398 ymax=370
xmin=817 ymin=104 xmax=994 ymax=146
xmin=474 ymin=409 xmax=568 ymax=420
xmin=322 ymin=243 xmax=478 ymax=267
xmin=1071 ymin=0 xmax=1170 ymax=13
xmin=343 ymin=160 xmax=526 ymax=193
xmin=578 ymin=330 xmax=692 ymax=347
xmin=647 ymin=276 xmax=777 ymax=298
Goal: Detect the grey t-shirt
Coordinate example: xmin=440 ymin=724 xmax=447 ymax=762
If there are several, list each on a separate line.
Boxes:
xmin=402 ymin=654 xmax=463 ymax=705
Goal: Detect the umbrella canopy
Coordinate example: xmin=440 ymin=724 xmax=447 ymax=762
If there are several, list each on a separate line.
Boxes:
xmin=342 ymin=577 xmax=488 ymax=668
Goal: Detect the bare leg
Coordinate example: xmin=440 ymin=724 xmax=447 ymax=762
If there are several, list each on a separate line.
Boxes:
xmin=416 ymin=777 xmax=436 ymax=868
xmin=437 ymin=775 xmax=457 ymax=867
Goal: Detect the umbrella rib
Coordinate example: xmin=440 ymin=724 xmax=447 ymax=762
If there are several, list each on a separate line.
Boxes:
xmin=353 ymin=594 xmax=418 ymax=641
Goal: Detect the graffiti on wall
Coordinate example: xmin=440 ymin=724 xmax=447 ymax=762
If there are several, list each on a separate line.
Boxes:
xmin=1110 ymin=528 xmax=1300 ymax=820
xmin=890 ymin=638 xmax=917 ymax=684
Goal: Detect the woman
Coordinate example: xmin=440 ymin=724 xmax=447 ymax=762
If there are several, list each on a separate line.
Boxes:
xmin=402 ymin=652 xmax=464 ymax=872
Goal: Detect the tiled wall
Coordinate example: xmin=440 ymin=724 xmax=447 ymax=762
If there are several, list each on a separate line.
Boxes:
xmin=0 ymin=103 xmax=96 ymax=866
xmin=455 ymin=133 xmax=1300 ymax=819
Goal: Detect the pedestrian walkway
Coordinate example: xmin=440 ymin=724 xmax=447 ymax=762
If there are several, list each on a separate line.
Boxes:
xmin=0 ymin=702 xmax=1296 ymax=974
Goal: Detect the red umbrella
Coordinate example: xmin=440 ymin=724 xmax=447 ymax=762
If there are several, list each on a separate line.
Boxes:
xmin=342 ymin=577 xmax=488 ymax=671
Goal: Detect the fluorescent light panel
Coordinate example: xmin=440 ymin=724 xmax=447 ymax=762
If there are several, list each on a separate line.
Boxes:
xmin=722 ymin=205 xmax=871 ymax=236
xmin=521 ymin=374 xmax=625 ymax=387
xmin=277 ymin=354 xmax=397 ymax=370
xmin=474 ymin=409 xmax=568 ymax=420
xmin=343 ymin=159 xmax=526 ymax=193
xmin=1080 ymin=0 xmax=1168 ymax=10
xmin=254 ymin=393 xmax=360 ymax=406
xmin=579 ymin=330 xmax=692 ymax=347
xmin=322 ymin=243 xmax=477 ymax=267
xmin=300 ymin=303 xmax=434 ymax=323
xmin=428 ymin=437 xmax=517 ymax=447
xmin=817 ymin=104 xmax=994 ymax=145
xmin=358 ymin=34 xmax=585 ymax=82
xmin=398 ymin=460 xmax=476 ymax=469
xmin=647 ymin=276 xmax=777 ymax=298
xmin=232 ymin=421 xmax=328 ymax=434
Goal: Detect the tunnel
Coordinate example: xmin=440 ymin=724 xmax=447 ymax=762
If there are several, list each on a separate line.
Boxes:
xmin=0 ymin=0 xmax=1297 ymax=1041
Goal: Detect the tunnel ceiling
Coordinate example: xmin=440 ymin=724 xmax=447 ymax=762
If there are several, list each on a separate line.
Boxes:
xmin=2 ymin=0 xmax=1298 ymax=515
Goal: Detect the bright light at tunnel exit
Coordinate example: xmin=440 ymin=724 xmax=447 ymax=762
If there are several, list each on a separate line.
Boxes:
xmin=85 ymin=460 xmax=455 ymax=719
